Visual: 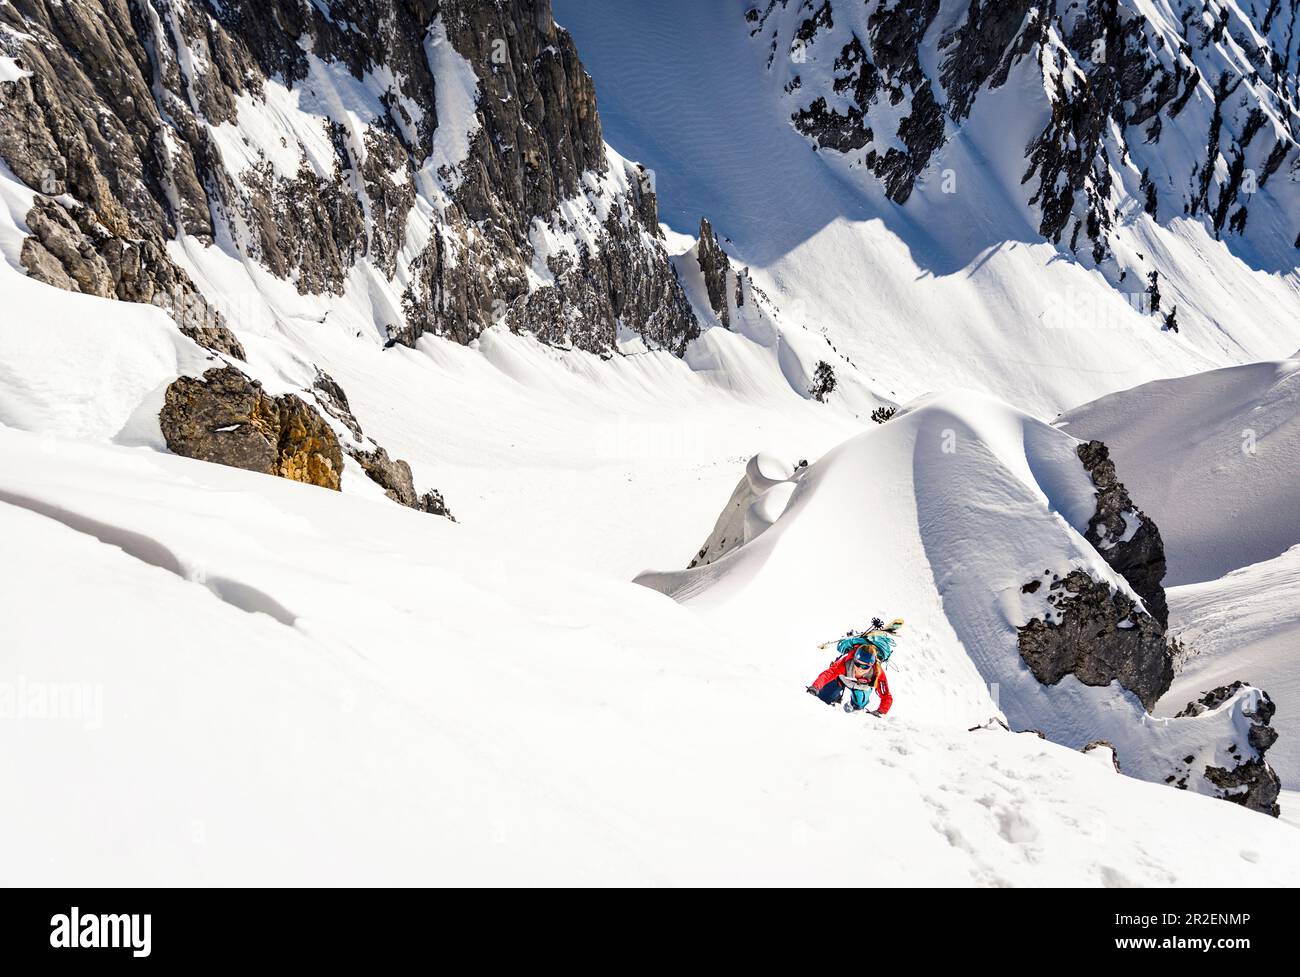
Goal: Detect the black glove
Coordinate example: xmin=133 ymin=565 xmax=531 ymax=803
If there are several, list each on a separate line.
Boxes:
xmin=806 ymin=685 xmax=819 ymax=696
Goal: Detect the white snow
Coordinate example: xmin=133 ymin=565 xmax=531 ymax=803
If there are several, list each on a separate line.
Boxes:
xmin=423 ymin=15 xmax=481 ymax=196
xmin=0 ymin=56 xmax=29 ymax=83
xmin=554 ymin=0 xmax=1300 ymax=416
xmin=2 ymin=425 xmax=1297 ymax=886
xmin=638 ymin=391 xmax=1276 ymax=803
xmin=1058 ymin=356 xmax=1300 ymax=584
xmin=1159 ymin=545 xmax=1300 ymax=788
xmin=3 ymin=0 xmax=1299 ymax=887
xmin=0 ymin=255 xmax=215 ymax=444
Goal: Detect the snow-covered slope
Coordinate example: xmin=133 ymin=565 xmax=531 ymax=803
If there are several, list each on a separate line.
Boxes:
xmin=4 ymin=0 xmax=1300 ymax=888
xmin=555 ymin=0 xmax=1300 ymax=414
xmin=1057 ymin=355 xmax=1300 ymax=584
xmin=0 ymin=231 xmax=869 ymax=580
xmin=3 ymin=424 xmax=1297 ymax=886
xmin=1159 ymin=545 xmax=1300 ymax=788
xmin=750 ymin=0 xmax=1300 ymax=273
xmin=638 ymin=390 xmax=1279 ymax=806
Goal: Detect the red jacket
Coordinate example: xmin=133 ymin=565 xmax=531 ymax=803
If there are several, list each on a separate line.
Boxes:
xmin=811 ymin=654 xmax=894 ymax=714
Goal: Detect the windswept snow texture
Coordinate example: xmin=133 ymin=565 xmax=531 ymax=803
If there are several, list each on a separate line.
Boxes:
xmin=555 ymin=0 xmax=1300 ymax=415
xmin=1160 ymin=545 xmax=1300 ymax=788
xmin=2 ymin=426 xmax=1298 ymax=886
xmin=1058 ymin=356 xmax=1300 ymax=585
xmin=638 ymin=391 xmax=1272 ymax=803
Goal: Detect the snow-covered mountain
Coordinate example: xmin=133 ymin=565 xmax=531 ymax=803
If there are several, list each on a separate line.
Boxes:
xmin=0 ymin=0 xmax=696 ymax=352
xmin=3 ymin=0 xmax=1300 ymax=885
xmin=753 ymin=0 xmax=1300 ymax=272
xmin=557 ymin=0 xmax=1300 ymax=413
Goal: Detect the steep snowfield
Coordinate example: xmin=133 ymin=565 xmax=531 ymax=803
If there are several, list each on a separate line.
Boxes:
xmin=0 ymin=219 xmax=864 ymax=578
xmin=4 ymin=0 xmax=1299 ymax=888
xmin=1061 ymin=358 xmax=1300 ymax=792
xmin=554 ymin=0 xmax=1300 ymax=415
xmin=2 ymin=425 xmax=1297 ymax=886
xmin=1 ymin=139 xmax=873 ymax=579
xmin=1159 ymin=546 xmax=1300 ymax=788
xmin=1058 ymin=356 xmax=1300 ymax=585
xmin=638 ymin=391 xmax=1272 ymax=799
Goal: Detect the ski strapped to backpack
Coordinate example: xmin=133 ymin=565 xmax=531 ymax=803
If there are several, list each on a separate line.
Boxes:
xmin=815 ymin=617 xmax=904 ymax=652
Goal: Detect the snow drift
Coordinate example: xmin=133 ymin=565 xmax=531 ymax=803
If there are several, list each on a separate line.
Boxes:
xmin=1159 ymin=545 xmax=1300 ymax=790
xmin=2 ymin=423 xmax=1298 ymax=885
xmin=1058 ymin=355 xmax=1300 ymax=585
xmin=638 ymin=390 xmax=1281 ymax=811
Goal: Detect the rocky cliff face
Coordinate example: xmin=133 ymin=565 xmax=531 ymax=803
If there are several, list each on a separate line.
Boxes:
xmin=695 ymin=217 xmax=732 ymax=328
xmin=750 ymin=0 xmax=1300 ymax=273
xmin=0 ymin=0 xmax=695 ymax=355
xmin=1014 ymin=440 xmax=1281 ymax=813
xmin=1017 ymin=439 xmax=1172 ymax=704
xmin=1017 ymin=568 xmax=1172 ymax=710
xmin=1076 ymin=439 xmax=1169 ymax=627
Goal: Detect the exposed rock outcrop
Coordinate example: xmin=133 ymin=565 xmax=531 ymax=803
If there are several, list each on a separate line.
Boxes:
xmin=160 ymin=368 xmax=343 ymax=491
xmin=1177 ymin=682 xmax=1282 ymax=817
xmin=1076 ymin=440 xmax=1169 ymax=627
xmin=160 ymin=365 xmax=456 ymax=517
xmin=352 ymin=445 xmax=455 ymax=519
xmin=1082 ymin=740 xmax=1122 ymax=773
xmin=1012 ymin=440 xmax=1281 ymax=815
xmin=696 ymin=218 xmax=731 ymax=327
xmin=15 ymin=197 xmax=243 ymax=359
xmin=309 ymin=370 xmax=456 ymax=520
xmin=1017 ymin=568 xmax=1173 ymax=711
xmin=0 ymin=0 xmax=697 ymax=357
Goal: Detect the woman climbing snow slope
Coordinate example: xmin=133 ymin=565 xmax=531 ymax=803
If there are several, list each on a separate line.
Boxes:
xmin=807 ymin=623 xmax=899 ymax=716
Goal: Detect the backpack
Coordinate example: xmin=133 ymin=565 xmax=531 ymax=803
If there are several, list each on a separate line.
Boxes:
xmin=863 ymin=632 xmax=895 ymax=662
xmin=835 ymin=631 xmax=895 ymax=663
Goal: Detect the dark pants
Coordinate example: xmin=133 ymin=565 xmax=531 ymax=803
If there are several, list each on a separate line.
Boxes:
xmin=815 ymin=679 xmax=845 ymax=705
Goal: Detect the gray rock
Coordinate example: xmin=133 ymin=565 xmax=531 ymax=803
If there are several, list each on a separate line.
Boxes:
xmin=1076 ymin=440 xmax=1169 ymax=628
xmin=1017 ymin=568 xmax=1173 ymax=711
xmin=310 ymin=370 xmax=455 ymax=520
xmin=697 ymin=218 xmax=731 ymax=327
xmin=0 ymin=0 xmax=697 ymax=358
xmin=1202 ymin=759 xmax=1281 ymax=817
xmin=1177 ymin=682 xmax=1282 ymax=816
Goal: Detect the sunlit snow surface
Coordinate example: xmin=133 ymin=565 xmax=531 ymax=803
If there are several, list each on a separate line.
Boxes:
xmin=555 ymin=0 xmax=1300 ymax=415
xmin=2 ymin=2 xmax=1299 ymax=885
xmin=3 ymin=427 xmax=1298 ymax=885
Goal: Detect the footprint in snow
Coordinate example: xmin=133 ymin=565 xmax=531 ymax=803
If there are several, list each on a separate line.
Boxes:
xmin=1099 ymin=865 xmax=1135 ymax=888
xmin=995 ymin=807 xmax=1040 ymax=845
